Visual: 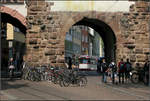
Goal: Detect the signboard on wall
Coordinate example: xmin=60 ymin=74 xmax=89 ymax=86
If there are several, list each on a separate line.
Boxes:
xmin=7 ymin=23 xmax=14 ymax=40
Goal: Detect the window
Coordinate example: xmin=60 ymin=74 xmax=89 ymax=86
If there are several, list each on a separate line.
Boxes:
xmin=14 ymin=27 xmax=20 ymax=32
xmin=82 ymin=47 xmax=84 ymax=51
xmin=85 ymin=36 xmax=88 ymax=42
xmin=82 ymin=35 xmax=84 ymax=42
xmin=148 ymin=5 xmax=150 ymax=12
xmin=90 ymin=59 xmax=97 ymax=65
xmin=79 ymin=58 xmax=90 ymax=64
xmin=69 ymin=29 xmax=71 ymax=34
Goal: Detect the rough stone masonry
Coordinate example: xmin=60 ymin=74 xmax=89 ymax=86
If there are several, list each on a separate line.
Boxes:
xmin=24 ymin=0 xmax=150 ymax=68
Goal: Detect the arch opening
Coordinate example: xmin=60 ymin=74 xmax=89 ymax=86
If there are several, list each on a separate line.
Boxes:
xmin=64 ymin=17 xmax=116 ymax=64
xmin=1 ymin=12 xmax=26 ymax=76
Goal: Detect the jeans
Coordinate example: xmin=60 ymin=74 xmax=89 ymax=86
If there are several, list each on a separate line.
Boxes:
xmin=125 ymin=72 xmax=130 ymax=81
xmin=112 ymin=72 xmax=115 ymax=84
xmin=119 ymin=72 xmax=124 ymax=83
xmin=102 ymin=72 xmax=107 ymax=83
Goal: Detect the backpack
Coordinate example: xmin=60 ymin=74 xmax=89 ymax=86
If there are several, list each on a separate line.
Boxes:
xmin=119 ymin=63 xmax=124 ymax=71
xmin=112 ymin=65 xmax=117 ymax=72
xmin=125 ymin=63 xmax=131 ymax=72
xmin=101 ymin=63 xmax=107 ymax=72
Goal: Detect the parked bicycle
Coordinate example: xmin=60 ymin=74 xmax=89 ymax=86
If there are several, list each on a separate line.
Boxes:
xmin=60 ymin=69 xmax=87 ymax=87
xmin=22 ymin=65 xmax=41 ymax=82
xmin=130 ymin=68 xmax=148 ymax=85
xmin=21 ymin=63 xmax=88 ymax=87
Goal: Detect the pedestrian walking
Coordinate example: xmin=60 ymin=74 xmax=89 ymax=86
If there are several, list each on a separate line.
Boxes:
xmin=124 ymin=59 xmax=132 ymax=83
xmin=118 ymin=59 xmax=125 ymax=84
xmin=101 ymin=58 xmax=108 ymax=83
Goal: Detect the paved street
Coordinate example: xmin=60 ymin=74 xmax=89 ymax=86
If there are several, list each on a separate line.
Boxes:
xmin=1 ymin=71 xmax=150 ymax=100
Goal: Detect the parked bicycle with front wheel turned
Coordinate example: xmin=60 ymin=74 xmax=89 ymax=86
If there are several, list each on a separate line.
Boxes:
xmin=60 ymin=68 xmax=87 ymax=87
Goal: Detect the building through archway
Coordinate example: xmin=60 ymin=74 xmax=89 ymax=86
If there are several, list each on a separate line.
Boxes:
xmin=64 ymin=17 xmax=116 ymax=64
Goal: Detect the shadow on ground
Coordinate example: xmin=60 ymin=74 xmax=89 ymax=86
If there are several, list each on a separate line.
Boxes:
xmin=104 ymin=80 xmax=150 ymax=90
xmin=1 ymin=78 xmax=29 ymax=91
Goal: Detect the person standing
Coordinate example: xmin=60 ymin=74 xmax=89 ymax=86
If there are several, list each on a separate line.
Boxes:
xmin=68 ymin=57 xmax=72 ymax=70
xmin=118 ymin=59 xmax=125 ymax=84
xmin=109 ymin=61 xmax=117 ymax=84
xmin=124 ymin=59 xmax=132 ymax=83
xmin=8 ymin=58 xmax=15 ymax=78
xmin=101 ymin=58 xmax=108 ymax=83
xmin=144 ymin=59 xmax=150 ymax=85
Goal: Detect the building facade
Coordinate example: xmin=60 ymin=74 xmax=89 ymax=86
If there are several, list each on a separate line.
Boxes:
xmin=80 ymin=26 xmax=89 ymax=55
xmin=65 ymin=26 xmax=82 ymax=58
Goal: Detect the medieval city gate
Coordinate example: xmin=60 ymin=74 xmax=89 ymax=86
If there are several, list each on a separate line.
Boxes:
xmin=1 ymin=0 xmax=150 ymax=68
xmin=23 ymin=1 xmax=150 ymax=68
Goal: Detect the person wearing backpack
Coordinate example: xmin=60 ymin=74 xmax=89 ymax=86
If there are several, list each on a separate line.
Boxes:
xmin=118 ymin=59 xmax=125 ymax=84
xmin=124 ymin=59 xmax=132 ymax=83
xmin=101 ymin=58 xmax=108 ymax=83
xmin=109 ymin=61 xmax=117 ymax=84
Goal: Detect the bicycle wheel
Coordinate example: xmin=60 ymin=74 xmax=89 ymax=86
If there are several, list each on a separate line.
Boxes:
xmin=35 ymin=73 xmax=41 ymax=82
xmin=78 ymin=76 xmax=87 ymax=87
xmin=30 ymin=74 xmax=35 ymax=81
xmin=131 ymin=73 xmax=139 ymax=84
xmin=51 ymin=75 xmax=55 ymax=83
xmin=59 ymin=78 xmax=64 ymax=87
xmin=47 ymin=74 xmax=52 ymax=82
xmin=62 ymin=77 xmax=70 ymax=87
xmin=53 ymin=76 xmax=60 ymax=84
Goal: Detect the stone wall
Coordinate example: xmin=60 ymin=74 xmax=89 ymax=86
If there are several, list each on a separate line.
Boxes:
xmin=24 ymin=1 xmax=62 ymax=67
xmin=119 ymin=1 xmax=150 ymax=67
xmin=25 ymin=0 xmax=150 ymax=68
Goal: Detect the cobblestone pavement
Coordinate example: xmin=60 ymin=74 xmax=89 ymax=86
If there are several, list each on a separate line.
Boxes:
xmin=0 ymin=71 xmax=150 ymax=100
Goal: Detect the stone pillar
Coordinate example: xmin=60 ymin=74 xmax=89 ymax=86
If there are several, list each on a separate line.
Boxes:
xmin=25 ymin=1 xmax=65 ymax=67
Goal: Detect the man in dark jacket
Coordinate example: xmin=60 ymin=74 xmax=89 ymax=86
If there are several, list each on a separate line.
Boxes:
xmin=68 ymin=57 xmax=72 ymax=70
xmin=124 ymin=59 xmax=132 ymax=83
xmin=118 ymin=59 xmax=125 ymax=84
xmin=101 ymin=58 xmax=108 ymax=83
xmin=144 ymin=59 xmax=150 ymax=85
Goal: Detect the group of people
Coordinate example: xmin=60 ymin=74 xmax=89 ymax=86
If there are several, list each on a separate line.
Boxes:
xmin=100 ymin=58 xmax=149 ymax=84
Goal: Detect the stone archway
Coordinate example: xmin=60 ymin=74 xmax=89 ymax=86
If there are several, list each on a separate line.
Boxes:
xmin=60 ymin=12 xmax=121 ymax=64
xmin=25 ymin=1 xmax=150 ymax=68
xmin=0 ymin=6 xmax=27 ymax=72
xmin=0 ymin=6 xmax=26 ymax=27
xmin=0 ymin=6 xmax=27 ymax=33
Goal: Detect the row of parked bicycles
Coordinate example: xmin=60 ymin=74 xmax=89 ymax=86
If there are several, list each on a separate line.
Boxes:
xmin=21 ymin=64 xmax=88 ymax=87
